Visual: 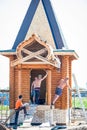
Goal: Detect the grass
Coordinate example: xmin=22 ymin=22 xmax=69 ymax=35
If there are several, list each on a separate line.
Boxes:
xmin=0 ymin=97 xmax=87 ymax=110
xmin=0 ymin=105 xmax=9 ymax=110
xmin=72 ymin=97 xmax=87 ymax=108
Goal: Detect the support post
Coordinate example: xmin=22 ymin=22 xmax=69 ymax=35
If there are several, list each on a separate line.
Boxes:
xmin=18 ymin=65 xmax=22 ymax=95
xmin=47 ymin=70 xmax=51 ymax=105
xmin=29 ymin=69 xmax=31 ymax=102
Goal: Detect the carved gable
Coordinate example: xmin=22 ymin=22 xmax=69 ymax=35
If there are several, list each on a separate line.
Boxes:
xmin=11 ymin=34 xmax=61 ymax=68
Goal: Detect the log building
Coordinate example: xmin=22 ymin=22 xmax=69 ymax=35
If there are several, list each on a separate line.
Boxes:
xmin=0 ymin=0 xmax=78 ymax=111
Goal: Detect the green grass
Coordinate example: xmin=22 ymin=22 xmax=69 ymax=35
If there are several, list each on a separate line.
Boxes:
xmin=0 ymin=105 xmax=9 ymax=110
xmin=72 ymin=97 xmax=87 ymax=108
xmin=0 ymin=98 xmax=87 ymax=110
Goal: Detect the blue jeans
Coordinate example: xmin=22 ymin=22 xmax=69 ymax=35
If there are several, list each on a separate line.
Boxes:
xmin=14 ymin=106 xmax=26 ymax=125
xmin=31 ymin=89 xmax=35 ymax=97
xmin=35 ymin=89 xmax=40 ymax=104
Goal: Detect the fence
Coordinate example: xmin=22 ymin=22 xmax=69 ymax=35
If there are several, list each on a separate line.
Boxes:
xmin=0 ymin=90 xmax=10 ymax=124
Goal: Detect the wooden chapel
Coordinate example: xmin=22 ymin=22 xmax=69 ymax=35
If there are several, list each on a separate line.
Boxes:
xmin=0 ymin=0 xmax=78 ymax=110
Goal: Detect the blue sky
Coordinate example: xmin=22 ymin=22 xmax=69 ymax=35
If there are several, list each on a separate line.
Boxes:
xmin=0 ymin=0 xmax=87 ymax=89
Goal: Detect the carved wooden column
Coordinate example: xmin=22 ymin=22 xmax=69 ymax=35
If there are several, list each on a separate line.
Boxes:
xmin=47 ymin=69 xmax=51 ymax=105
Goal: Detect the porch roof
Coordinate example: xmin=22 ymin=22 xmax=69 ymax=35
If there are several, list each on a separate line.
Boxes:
xmin=54 ymin=49 xmax=79 ymax=60
xmin=0 ymin=49 xmax=78 ymax=60
xmin=0 ymin=49 xmax=16 ymax=55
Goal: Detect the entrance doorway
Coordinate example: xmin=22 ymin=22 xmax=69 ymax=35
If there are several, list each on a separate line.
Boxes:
xmin=30 ymin=69 xmax=46 ymax=104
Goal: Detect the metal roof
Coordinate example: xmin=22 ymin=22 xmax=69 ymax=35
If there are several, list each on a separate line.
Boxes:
xmin=12 ymin=0 xmax=68 ymax=50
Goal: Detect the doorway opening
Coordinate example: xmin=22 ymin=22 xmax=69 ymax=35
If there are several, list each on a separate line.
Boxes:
xmin=30 ymin=69 xmax=46 ymax=105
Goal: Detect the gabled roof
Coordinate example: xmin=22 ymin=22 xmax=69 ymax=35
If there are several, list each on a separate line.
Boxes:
xmin=12 ymin=0 xmax=68 ymax=50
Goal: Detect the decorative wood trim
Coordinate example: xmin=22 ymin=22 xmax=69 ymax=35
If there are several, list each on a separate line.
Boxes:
xmin=17 ymin=34 xmax=50 ymax=55
xmin=11 ymin=42 xmax=60 ymax=68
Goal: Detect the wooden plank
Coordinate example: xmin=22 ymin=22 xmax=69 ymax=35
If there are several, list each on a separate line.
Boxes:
xmin=22 ymin=48 xmax=47 ymax=55
xmin=11 ymin=58 xmax=22 ymax=66
xmin=35 ymin=55 xmax=58 ymax=68
xmin=22 ymin=48 xmax=47 ymax=60
xmin=11 ymin=52 xmax=58 ymax=68
xmin=15 ymin=64 xmax=54 ymax=69
xmin=11 ymin=48 xmax=48 ymax=66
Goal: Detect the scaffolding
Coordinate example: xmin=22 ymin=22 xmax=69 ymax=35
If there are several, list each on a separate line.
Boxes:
xmin=71 ymin=74 xmax=87 ymax=122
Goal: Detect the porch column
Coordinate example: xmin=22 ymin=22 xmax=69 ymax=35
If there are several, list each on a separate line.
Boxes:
xmin=9 ymin=56 xmax=15 ymax=109
xmin=18 ymin=65 xmax=22 ymax=95
xmin=61 ymin=56 xmax=70 ymax=109
xmin=29 ymin=69 xmax=31 ymax=101
xmin=47 ymin=69 xmax=51 ymax=105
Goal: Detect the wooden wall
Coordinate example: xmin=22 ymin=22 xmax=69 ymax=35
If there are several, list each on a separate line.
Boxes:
xmin=9 ymin=55 xmax=72 ymax=109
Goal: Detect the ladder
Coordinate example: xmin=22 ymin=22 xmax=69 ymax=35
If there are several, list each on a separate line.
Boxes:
xmin=72 ymin=73 xmax=87 ymax=121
